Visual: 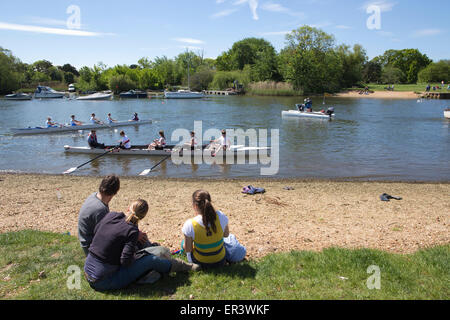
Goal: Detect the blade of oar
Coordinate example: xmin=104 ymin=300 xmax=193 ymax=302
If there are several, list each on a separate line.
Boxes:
xmin=139 ymin=155 xmax=171 ymax=176
xmin=63 ymin=147 xmax=116 ymax=174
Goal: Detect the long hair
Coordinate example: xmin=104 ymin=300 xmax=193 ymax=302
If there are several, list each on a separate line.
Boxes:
xmin=192 ymin=190 xmax=217 ymax=237
xmin=125 ymin=199 xmax=149 ymax=225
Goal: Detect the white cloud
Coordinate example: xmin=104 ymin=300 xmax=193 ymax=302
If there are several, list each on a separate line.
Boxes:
xmin=259 ymin=30 xmax=290 ymax=36
xmin=362 ymin=0 xmax=396 ymax=12
xmin=261 ymin=3 xmax=288 ymax=13
xmin=412 ymin=29 xmax=442 ymax=37
xmin=211 ymin=9 xmax=238 ymax=18
xmin=335 ymin=25 xmax=351 ymax=30
xmin=232 ymin=0 xmax=259 ymax=20
xmin=172 ymin=37 xmax=205 ymax=44
xmin=0 ymin=22 xmax=111 ymax=37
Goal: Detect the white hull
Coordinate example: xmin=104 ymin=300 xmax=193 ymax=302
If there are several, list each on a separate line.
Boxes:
xmin=11 ymin=120 xmax=152 ymax=135
xmin=76 ymin=93 xmax=113 ymax=100
xmin=282 ymin=110 xmax=335 ymax=119
xmin=445 ymin=110 xmax=450 ymax=119
xmin=4 ymin=94 xmax=32 ymax=100
xmin=64 ymin=145 xmax=270 ymax=157
xmin=164 ymin=91 xmax=204 ymax=99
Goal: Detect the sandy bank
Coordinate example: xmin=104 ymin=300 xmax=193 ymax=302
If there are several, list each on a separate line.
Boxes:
xmin=0 ymin=174 xmax=448 ymax=259
xmin=334 ymin=91 xmax=420 ymax=99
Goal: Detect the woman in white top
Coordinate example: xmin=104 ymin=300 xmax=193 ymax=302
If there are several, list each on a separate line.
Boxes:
xmin=119 ymin=131 xmax=131 ymax=149
xmin=90 ymin=113 xmax=103 ymax=125
xmin=209 ymin=130 xmax=231 ymax=156
xmin=70 ymin=115 xmax=83 ymax=126
xmin=148 ymin=130 xmax=166 ymax=150
xmin=182 ymin=190 xmax=230 ymax=268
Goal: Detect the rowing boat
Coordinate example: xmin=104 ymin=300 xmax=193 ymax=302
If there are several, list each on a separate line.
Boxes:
xmin=10 ymin=120 xmax=152 ymax=135
xmin=282 ymin=110 xmax=335 ymax=119
xmin=64 ymin=144 xmax=270 ymax=157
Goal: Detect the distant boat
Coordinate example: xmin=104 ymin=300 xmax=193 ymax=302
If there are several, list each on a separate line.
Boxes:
xmin=164 ymin=89 xmax=205 ymax=99
xmin=76 ymin=91 xmax=113 ymax=101
xmin=164 ymin=51 xmax=205 ymax=99
xmin=68 ymin=84 xmax=76 ymax=92
xmin=119 ymin=90 xmax=148 ymax=99
xmin=445 ymin=109 xmax=450 ymax=119
xmin=34 ymin=86 xmax=65 ymax=99
xmin=4 ymin=92 xmax=32 ymax=100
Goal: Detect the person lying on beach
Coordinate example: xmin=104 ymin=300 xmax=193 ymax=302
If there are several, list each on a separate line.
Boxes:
xmin=148 ymin=130 xmax=166 ymax=150
xmin=182 ymin=190 xmax=230 ymax=269
xmin=84 ymin=199 xmax=200 ymax=291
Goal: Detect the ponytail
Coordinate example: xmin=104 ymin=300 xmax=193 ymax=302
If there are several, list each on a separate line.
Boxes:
xmin=125 ymin=199 xmax=149 ymax=225
xmin=193 ymin=190 xmax=217 ymax=237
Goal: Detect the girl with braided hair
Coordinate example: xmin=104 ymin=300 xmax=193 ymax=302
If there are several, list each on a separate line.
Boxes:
xmin=182 ymin=190 xmax=230 ymax=268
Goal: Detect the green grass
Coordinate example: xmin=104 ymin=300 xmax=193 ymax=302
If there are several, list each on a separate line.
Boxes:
xmin=0 ymin=230 xmax=448 ymax=300
xmin=346 ymin=83 xmax=448 ymax=93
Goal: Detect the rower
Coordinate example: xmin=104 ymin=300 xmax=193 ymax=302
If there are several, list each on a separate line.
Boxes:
xmin=70 ymin=115 xmax=83 ymax=126
xmin=148 ymin=130 xmax=166 ymax=150
xmin=209 ymin=129 xmax=231 ymax=156
xmin=106 ymin=113 xmax=117 ymax=124
xmin=188 ymin=131 xmax=198 ymax=150
xmin=90 ymin=113 xmax=103 ymax=125
xmin=46 ymin=117 xmax=59 ymax=128
xmin=87 ymin=130 xmax=105 ymax=149
xmin=131 ymin=113 xmax=139 ymax=121
xmin=305 ymin=98 xmax=313 ymax=112
xmin=119 ymin=130 xmax=131 ymax=149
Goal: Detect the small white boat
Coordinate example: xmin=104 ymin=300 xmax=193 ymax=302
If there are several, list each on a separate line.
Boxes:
xmin=10 ymin=119 xmax=152 ymax=135
xmin=34 ymin=86 xmax=65 ymax=99
xmin=76 ymin=92 xmax=113 ymax=101
xmin=68 ymin=84 xmax=76 ymax=92
xmin=164 ymin=90 xmax=205 ymax=99
xmin=282 ymin=109 xmax=336 ymax=119
xmin=4 ymin=92 xmax=32 ymax=100
xmin=64 ymin=144 xmax=269 ymax=157
xmin=445 ymin=109 xmax=450 ymax=119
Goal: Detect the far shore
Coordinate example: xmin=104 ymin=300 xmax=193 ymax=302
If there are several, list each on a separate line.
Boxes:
xmin=333 ymin=91 xmax=421 ymax=99
xmin=0 ymin=173 xmax=448 ymax=260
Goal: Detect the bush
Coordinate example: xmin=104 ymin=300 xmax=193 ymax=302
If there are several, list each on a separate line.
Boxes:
xmin=109 ymin=74 xmax=137 ymax=94
xmin=418 ymin=60 xmax=449 ymax=83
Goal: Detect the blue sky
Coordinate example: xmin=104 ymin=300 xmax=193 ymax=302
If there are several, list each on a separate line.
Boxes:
xmin=0 ymin=0 xmax=448 ymax=68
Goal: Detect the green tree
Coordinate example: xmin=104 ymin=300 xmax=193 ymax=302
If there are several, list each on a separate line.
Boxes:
xmin=336 ymin=44 xmax=367 ymax=87
xmin=109 ymin=74 xmax=137 ymax=94
xmin=362 ymin=60 xmax=382 ymax=83
xmin=380 ymin=66 xmax=404 ymax=84
xmin=280 ymin=26 xmax=342 ymax=94
xmin=190 ymin=66 xmax=215 ymax=91
xmin=0 ymin=48 xmax=23 ymax=94
xmin=418 ymin=60 xmax=450 ymax=83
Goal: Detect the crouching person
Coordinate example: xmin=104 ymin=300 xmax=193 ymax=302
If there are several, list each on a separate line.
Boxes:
xmin=84 ymin=199 xmax=198 ymax=291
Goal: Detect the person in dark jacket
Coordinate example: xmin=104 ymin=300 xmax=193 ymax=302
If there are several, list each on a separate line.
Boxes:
xmin=84 ymin=199 xmax=200 ymax=291
xmin=87 ymin=130 xmax=105 ymax=149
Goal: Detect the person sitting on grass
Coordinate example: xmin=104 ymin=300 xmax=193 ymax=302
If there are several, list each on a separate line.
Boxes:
xmin=182 ymin=190 xmax=230 ymax=269
xmin=84 ymin=199 xmax=199 ymax=291
xmin=78 ymin=175 xmax=122 ymax=256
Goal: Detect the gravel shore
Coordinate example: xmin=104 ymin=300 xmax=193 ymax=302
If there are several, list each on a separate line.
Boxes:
xmin=0 ymin=173 xmax=448 ymax=259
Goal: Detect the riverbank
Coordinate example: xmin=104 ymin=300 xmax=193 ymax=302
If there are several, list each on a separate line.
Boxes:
xmin=0 ymin=173 xmax=448 ymax=260
xmin=334 ymin=91 xmax=420 ymax=99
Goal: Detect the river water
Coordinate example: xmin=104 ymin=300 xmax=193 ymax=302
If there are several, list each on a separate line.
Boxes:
xmin=0 ymin=95 xmax=448 ymax=181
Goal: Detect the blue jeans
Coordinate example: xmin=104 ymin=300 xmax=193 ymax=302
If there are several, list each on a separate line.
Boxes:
xmin=89 ymin=254 xmax=172 ymax=291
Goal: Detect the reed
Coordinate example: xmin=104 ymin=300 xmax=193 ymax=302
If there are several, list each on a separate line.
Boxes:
xmin=246 ymin=81 xmax=303 ymax=96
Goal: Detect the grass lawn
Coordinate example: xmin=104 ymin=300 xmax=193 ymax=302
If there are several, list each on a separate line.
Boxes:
xmin=0 ymin=230 xmax=448 ymax=300
xmin=347 ymin=83 xmax=448 ymax=93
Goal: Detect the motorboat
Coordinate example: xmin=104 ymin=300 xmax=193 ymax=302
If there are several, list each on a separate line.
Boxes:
xmin=10 ymin=119 xmax=152 ymax=135
xmin=4 ymin=92 xmax=32 ymax=100
xmin=34 ymin=86 xmax=65 ymax=99
xmin=76 ymin=91 xmax=113 ymax=101
xmin=282 ymin=109 xmax=336 ymax=119
xmin=68 ymin=84 xmax=76 ymax=92
xmin=164 ymin=89 xmax=205 ymax=99
xmin=119 ymin=90 xmax=148 ymax=99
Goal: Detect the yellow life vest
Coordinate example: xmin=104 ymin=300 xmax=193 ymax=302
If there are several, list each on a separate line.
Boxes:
xmin=192 ymin=213 xmax=225 ymax=264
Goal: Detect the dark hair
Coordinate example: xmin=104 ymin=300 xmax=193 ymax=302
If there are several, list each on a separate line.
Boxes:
xmin=159 ymin=130 xmax=165 ymax=138
xmin=192 ymin=190 xmax=217 ymax=236
xmin=99 ymin=175 xmax=120 ymax=196
xmin=120 ymin=130 xmax=125 ymax=136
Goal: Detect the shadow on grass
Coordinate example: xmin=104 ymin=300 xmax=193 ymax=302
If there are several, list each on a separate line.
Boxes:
xmin=98 ymin=262 xmax=257 ymax=298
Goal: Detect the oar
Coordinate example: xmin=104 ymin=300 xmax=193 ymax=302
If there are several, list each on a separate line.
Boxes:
xmin=139 ymin=155 xmax=171 ymax=176
xmin=63 ymin=147 xmax=117 ymax=175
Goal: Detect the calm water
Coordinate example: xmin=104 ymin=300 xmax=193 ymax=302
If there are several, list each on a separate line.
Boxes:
xmin=0 ymin=95 xmax=449 ymax=181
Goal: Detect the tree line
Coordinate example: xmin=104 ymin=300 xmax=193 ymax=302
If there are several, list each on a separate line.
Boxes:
xmin=1 ymin=26 xmax=448 ymax=95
